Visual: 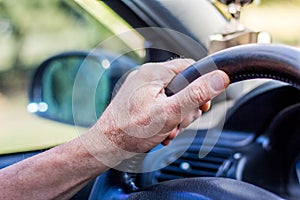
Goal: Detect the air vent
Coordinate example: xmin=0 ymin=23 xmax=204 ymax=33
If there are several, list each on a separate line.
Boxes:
xmin=155 ymin=144 xmax=233 ymax=183
xmin=139 ymin=130 xmax=252 ymax=187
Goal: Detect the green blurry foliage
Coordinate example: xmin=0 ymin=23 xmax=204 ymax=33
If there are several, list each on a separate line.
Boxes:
xmin=0 ymin=0 xmax=111 ymax=95
xmin=259 ymin=0 xmax=300 ymax=5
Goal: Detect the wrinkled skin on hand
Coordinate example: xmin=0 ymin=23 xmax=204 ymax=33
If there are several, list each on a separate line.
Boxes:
xmin=93 ymin=59 xmax=230 ymax=156
xmin=0 ymin=59 xmax=228 ymax=200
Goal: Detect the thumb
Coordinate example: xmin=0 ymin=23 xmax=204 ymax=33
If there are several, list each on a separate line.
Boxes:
xmin=167 ymin=70 xmax=230 ymax=117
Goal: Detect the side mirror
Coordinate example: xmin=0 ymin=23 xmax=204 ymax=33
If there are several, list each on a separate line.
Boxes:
xmin=28 ymin=50 xmax=138 ymax=127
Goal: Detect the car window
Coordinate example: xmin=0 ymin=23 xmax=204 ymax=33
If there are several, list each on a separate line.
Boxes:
xmin=0 ymin=0 xmax=145 ymax=154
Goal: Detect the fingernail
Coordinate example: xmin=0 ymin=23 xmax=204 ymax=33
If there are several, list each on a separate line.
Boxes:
xmin=210 ymin=72 xmax=225 ymax=92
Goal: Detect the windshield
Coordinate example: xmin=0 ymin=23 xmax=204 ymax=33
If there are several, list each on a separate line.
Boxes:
xmin=158 ymin=0 xmax=226 ymax=48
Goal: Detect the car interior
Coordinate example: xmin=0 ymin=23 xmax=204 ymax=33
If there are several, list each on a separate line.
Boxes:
xmin=1 ymin=0 xmax=300 ymax=199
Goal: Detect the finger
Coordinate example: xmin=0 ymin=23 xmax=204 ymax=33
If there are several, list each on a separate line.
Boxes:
xmin=167 ymin=70 xmax=229 ymax=119
xmin=131 ymin=58 xmax=195 ymax=83
xmin=179 ymin=108 xmax=202 ymax=128
xmin=162 ymin=127 xmax=178 ymax=141
xmin=167 ymin=127 xmax=180 ymax=139
xmin=200 ymin=101 xmax=211 ymax=112
xmin=167 ymin=128 xmax=177 ymax=139
xmin=162 ymin=139 xmax=172 ymax=146
xmin=161 ymin=58 xmax=196 ymax=74
xmin=161 ymin=127 xmax=179 ymax=146
xmin=162 ymin=125 xmax=185 ymax=146
xmin=136 ymin=59 xmax=195 ymax=87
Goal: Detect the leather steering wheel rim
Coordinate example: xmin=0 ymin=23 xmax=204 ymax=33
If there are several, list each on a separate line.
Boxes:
xmin=90 ymin=44 xmax=300 ymax=200
xmin=127 ymin=177 xmax=283 ymax=200
xmin=166 ymin=44 xmax=300 ymax=95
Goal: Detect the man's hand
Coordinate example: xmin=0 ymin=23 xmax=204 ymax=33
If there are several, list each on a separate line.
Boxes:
xmin=92 ymin=58 xmax=230 ymax=158
xmin=0 ymin=59 xmax=229 ymax=200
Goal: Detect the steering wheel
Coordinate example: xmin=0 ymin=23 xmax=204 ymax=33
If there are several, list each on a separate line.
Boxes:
xmin=89 ymin=44 xmax=300 ymax=200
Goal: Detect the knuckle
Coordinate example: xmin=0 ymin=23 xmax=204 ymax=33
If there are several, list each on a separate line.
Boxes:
xmin=133 ymin=115 xmax=152 ymax=127
xmin=163 ymin=100 xmax=182 ymax=126
xmin=139 ymin=63 xmax=153 ymax=70
xmin=188 ymin=81 xmax=211 ymax=104
xmin=164 ymin=101 xmax=181 ymax=116
xmin=138 ymin=62 xmax=176 ymax=82
xmin=138 ymin=64 xmax=161 ymax=78
xmin=138 ymin=64 xmax=154 ymax=75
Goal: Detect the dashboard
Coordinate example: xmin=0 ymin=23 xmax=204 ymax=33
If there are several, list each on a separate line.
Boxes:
xmin=114 ymin=80 xmax=300 ymax=199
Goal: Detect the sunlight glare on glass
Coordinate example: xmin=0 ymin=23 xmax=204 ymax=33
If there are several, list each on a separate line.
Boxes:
xmin=180 ymin=162 xmax=191 ymax=171
xmin=27 ymin=103 xmax=39 ymax=113
xmin=258 ymin=32 xmax=272 ymax=44
xmin=101 ymin=59 xmax=111 ymax=69
xmin=27 ymin=102 xmax=48 ymax=113
xmin=38 ymin=102 xmax=48 ymax=112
